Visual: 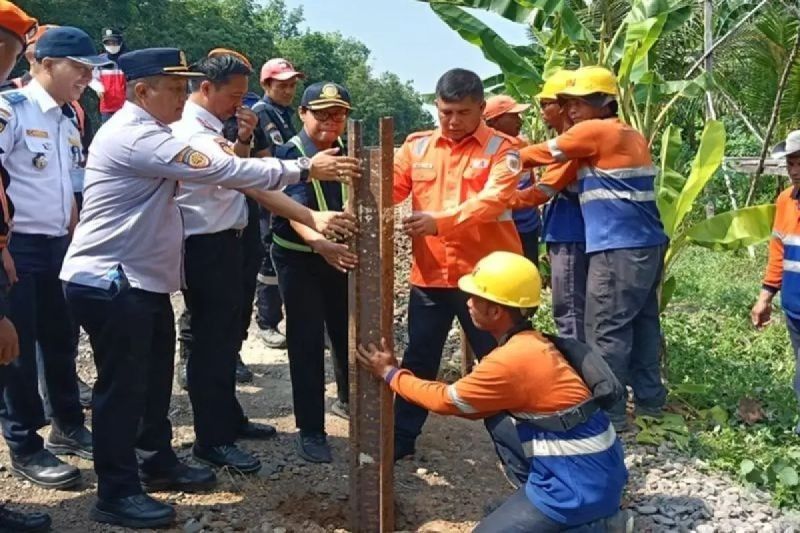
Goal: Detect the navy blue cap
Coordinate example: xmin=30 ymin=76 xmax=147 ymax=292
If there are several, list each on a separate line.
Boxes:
xmin=118 ymin=48 xmax=204 ymax=81
xmin=101 ymin=27 xmax=122 ymax=43
xmin=300 ymin=82 xmax=352 ymax=110
xmin=34 ymin=26 xmax=111 ymax=67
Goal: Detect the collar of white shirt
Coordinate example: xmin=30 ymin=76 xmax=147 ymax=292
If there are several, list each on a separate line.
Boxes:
xmin=24 ymin=78 xmax=61 ymax=116
xmin=182 ymin=100 xmax=223 ymax=134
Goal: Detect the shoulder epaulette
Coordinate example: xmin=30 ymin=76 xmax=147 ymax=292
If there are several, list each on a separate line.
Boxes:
xmin=250 ymin=101 xmax=268 ymax=113
xmin=0 ymin=91 xmax=26 ymax=106
xmin=405 ymin=130 xmax=434 ymax=143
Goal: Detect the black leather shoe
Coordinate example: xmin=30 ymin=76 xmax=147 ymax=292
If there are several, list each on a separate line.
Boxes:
xmin=192 ymin=444 xmax=261 ymax=473
xmin=11 ymin=449 xmax=81 ymax=489
xmin=46 ymin=423 xmax=92 ymax=460
xmin=89 ymin=494 xmax=175 ymax=528
xmin=237 ymin=420 xmax=276 ymax=440
xmin=235 ymin=355 xmax=253 ymax=383
xmin=394 ymin=439 xmax=415 ymax=462
xmin=0 ymin=505 xmax=52 ymax=532
xmin=77 ymin=377 xmax=93 ymax=409
xmin=140 ymin=462 xmax=217 ymax=493
xmin=295 ymin=432 xmax=332 ymax=463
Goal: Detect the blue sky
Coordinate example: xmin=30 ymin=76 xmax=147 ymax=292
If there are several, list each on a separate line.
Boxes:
xmin=282 ymin=0 xmax=529 ymax=95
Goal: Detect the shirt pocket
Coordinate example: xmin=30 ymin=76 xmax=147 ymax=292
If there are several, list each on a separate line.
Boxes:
xmin=411 ymin=167 xmax=437 ymax=206
xmin=462 ymin=165 xmax=490 ymax=196
xmin=22 ymin=135 xmax=56 ymax=172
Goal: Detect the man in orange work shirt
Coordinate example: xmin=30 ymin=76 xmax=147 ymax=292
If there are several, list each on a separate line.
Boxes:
xmin=357 ymin=252 xmax=629 ymax=532
xmin=393 ymin=68 xmax=523 ymax=464
xmin=752 ymin=130 xmax=800 ymax=435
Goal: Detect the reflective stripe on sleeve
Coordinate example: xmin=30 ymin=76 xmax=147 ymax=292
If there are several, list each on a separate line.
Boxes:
xmin=447 ymin=384 xmax=478 ymax=414
xmin=547 ymin=139 xmax=566 ymax=162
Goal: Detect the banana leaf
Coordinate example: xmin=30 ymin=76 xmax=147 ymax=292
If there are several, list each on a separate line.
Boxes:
xmin=428 ymin=3 xmax=542 ymax=82
xmin=419 ymin=0 xmax=534 ymax=23
xmin=668 ymin=120 xmax=726 ymax=237
xmin=685 ymin=204 xmax=777 ymax=251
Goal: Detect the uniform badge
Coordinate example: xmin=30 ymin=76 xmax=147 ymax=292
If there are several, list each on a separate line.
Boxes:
xmin=178 ymin=148 xmax=211 ymax=169
xmin=32 ymin=153 xmax=48 ymax=169
xmin=214 ymin=137 xmax=235 ymax=156
xmin=0 ymin=118 xmax=6 ymax=134
xmin=25 ymin=129 xmax=49 ymax=139
xmin=269 ymin=127 xmax=284 ymax=145
xmin=506 ymin=151 xmax=521 ymax=173
xmin=321 ymin=84 xmax=340 ymax=99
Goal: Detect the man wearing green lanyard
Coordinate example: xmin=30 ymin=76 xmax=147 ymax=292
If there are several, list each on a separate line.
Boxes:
xmin=271 ymin=82 xmax=355 ymax=463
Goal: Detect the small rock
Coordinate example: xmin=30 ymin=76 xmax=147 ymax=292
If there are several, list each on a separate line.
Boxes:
xmin=416 ymin=468 xmax=428 ymax=475
xmin=183 ymin=518 xmax=203 ymax=533
xmin=636 ymin=505 xmax=658 ymax=515
xmin=273 ymin=528 xmax=287 ymax=533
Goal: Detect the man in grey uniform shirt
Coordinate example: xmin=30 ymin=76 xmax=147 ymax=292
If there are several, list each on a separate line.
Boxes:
xmin=60 ymin=48 xmax=359 ymax=529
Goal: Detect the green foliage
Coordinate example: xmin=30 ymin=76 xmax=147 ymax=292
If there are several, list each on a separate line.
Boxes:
xmin=15 ymin=0 xmax=434 ymax=145
xmin=664 ymin=246 xmax=800 ymax=507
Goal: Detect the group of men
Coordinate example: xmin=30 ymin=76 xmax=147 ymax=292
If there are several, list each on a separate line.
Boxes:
xmin=10 ymin=0 xmax=794 ymax=531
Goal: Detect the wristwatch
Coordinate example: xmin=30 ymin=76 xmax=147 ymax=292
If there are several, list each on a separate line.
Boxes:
xmin=297 ymin=156 xmax=312 ymax=183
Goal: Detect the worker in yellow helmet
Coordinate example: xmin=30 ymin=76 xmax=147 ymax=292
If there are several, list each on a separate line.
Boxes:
xmin=517 ymin=65 xmax=669 ymax=432
xmin=357 ymin=251 xmax=631 ymax=532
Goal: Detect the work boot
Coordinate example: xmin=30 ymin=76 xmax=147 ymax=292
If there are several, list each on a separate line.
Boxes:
xmin=46 ymin=422 xmax=93 ymax=460
xmin=11 ymin=449 xmax=81 ymax=489
xmin=77 ymin=377 xmax=93 ymax=409
xmin=295 ymin=431 xmax=332 ymax=463
xmin=90 ymin=494 xmax=175 ymax=528
xmin=192 ymin=443 xmax=261 ymax=474
xmin=237 ymin=419 xmax=277 ymax=440
xmin=330 ymin=400 xmax=349 ymax=420
xmin=258 ymin=327 xmax=286 ymax=349
xmin=634 ymin=404 xmax=664 ymax=419
xmin=235 ymin=354 xmax=253 ymax=383
xmin=0 ymin=505 xmax=52 ymax=532
xmin=140 ymin=462 xmax=217 ymax=493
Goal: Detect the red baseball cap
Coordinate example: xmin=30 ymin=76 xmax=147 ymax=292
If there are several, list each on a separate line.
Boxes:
xmin=0 ymin=1 xmax=38 ymax=45
xmin=484 ymin=95 xmax=530 ymax=121
xmin=260 ymin=58 xmax=304 ymax=82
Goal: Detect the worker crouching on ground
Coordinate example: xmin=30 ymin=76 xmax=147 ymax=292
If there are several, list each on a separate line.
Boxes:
xmin=357 ymin=251 xmax=631 ymax=532
xmin=271 ymin=82 xmax=354 ymax=463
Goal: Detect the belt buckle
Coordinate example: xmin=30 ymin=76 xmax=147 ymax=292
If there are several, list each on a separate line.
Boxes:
xmin=234 ymin=229 xmax=244 ymax=239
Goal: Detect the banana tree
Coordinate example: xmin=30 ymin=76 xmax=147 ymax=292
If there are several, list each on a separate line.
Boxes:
xmin=420 ymin=0 xmax=705 ymax=143
xmin=657 ymin=120 xmax=775 ymax=309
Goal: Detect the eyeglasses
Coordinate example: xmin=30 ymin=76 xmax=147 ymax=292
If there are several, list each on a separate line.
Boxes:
xmin=307 ymin=108 xmax=349 ymax=123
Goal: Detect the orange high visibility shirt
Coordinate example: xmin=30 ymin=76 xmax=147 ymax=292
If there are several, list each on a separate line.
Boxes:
xmin=763 ymin=187 xmax=800 ymax=319
xmin=387 ymin=330 xmax=590 ymax=418
xmin=394 ymin=123 xmax=523 ymax=288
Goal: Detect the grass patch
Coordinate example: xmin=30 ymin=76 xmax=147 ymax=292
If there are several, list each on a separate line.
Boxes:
xmin=664 ymin=246 xmax=800 ymax=508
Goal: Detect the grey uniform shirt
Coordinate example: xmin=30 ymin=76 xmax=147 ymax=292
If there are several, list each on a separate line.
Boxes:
xmin=173 ymin=101 xmax=247 ymax=236
xmin=0 ymin=79 xmax=79 ymax=236
xmin=60 ymin=101 xmax=303 ymax=294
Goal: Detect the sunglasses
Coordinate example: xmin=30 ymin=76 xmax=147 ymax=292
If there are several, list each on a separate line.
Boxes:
xmin=307 ymin=108 xmax=350 ymax=123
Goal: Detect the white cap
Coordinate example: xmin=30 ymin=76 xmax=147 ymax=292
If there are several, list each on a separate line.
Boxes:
xmin=772 ymin=130 xmax=800 ymax=159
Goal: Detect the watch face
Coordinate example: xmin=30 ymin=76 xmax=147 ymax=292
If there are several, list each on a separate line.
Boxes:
xmin=298 ymin=156 xmax=312 ymax=170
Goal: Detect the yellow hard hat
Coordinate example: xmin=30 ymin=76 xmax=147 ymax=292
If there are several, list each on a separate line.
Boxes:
xmin=557 ymin=66 xmax=618 ymax=98
xmin=458 ymin=251 xmax=541 ymax=308
xmin=536 ymin=69 xmax=574 ymax=101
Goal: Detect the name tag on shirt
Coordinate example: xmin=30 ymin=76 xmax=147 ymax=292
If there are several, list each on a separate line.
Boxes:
xmin=25 ymin=129 xmax=49 ymax=139
xmin=412 ymin=162 xmax=433 ymax=169
xmin=471 ymin=159 xmax=489 ymax=169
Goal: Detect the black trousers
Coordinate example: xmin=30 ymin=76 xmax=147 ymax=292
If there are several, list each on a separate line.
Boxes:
xmin=519 ymin=227 xmax=540 ymax=267
xmin=256 ymin=208 xmax=283 ymax=329
xmin=272 ymin=244 xmax=348 ymax=434
xmin=64 ymin=280 xmax=178 ymax=500
xmin=239 ymin=198 xmax=265 ymax=347
xmin=0 ymin=234 xmax=81 ymax=457
xmin=178 ymin=229 xmax=247 ymax=447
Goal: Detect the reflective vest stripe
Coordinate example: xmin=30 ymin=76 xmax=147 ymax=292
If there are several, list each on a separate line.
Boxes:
xmin=273 ymin=233 xmax=313 ymax=253
xmin=548 ymin=139 xmax=566 ymax=162
xmin=447 ymin=384 xmax=478 ymax=414
xmin=580 ymin=189 xmax=656 ymax=204
xmin=484 ymin=135 xmax=504 ymax=156
xmin=785 ymin=260 xmax=800 ymax=273
xmin=521 ymin=423 xmax=617 ymax=458
xmin=288 ymin=136 xmax=348 ymax=209
xmin=413 ymin=135 xmax=431 ymax=157
xmin=577 ymin=165 xmax=659 ymax=180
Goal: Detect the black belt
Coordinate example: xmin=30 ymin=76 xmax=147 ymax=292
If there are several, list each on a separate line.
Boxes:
xmin=511 ymin=399 xmax=600 ymax=432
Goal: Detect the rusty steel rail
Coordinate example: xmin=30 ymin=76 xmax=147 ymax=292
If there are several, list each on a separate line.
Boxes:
xmin=347 ymin=118 xmax=395 ymax=532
